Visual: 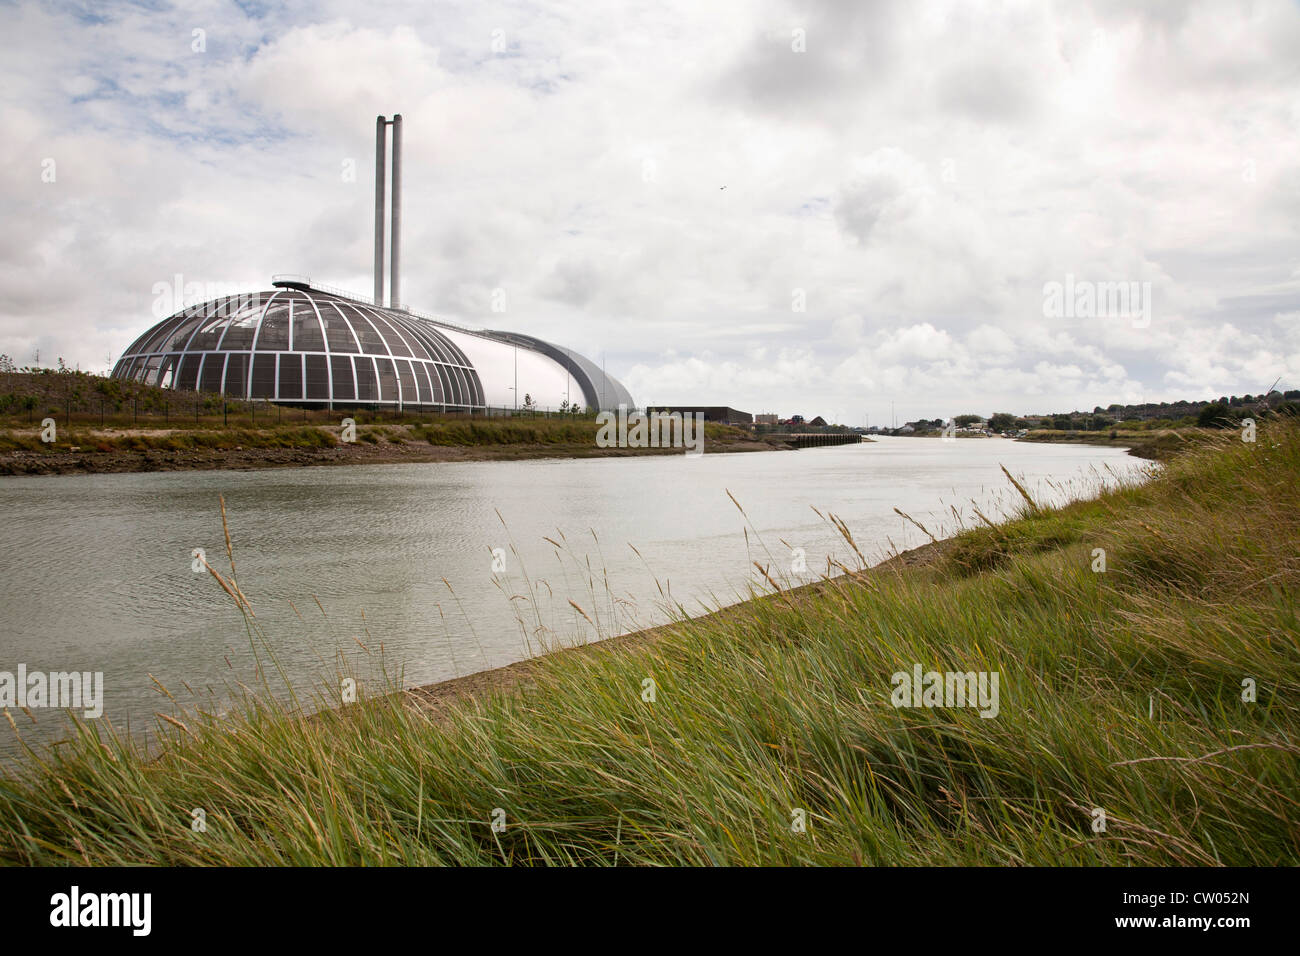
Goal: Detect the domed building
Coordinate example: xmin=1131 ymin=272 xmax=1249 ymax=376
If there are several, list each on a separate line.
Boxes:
xmin=111 ymin=278 xmax=634 ymax=413
xmin=111 ymin=114 xmax=634 ymax=414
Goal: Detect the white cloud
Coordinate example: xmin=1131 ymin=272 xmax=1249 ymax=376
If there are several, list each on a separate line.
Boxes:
xmin=0 ymin=0 xmax=1297 ymax=421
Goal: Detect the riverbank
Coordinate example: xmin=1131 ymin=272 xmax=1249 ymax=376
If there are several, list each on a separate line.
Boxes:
xmin=1015 ymin=427 xmax=1218 ymax=460
xmin=0 ymin=421 xmax=786 ymax=475
xmin=0 ymin=423 xmax=1294 ymax=865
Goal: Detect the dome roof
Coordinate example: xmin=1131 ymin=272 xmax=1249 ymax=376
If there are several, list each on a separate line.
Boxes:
xmin=114 ymin=286 xmax=485 ymax=408
xmin=112 ymin=282 xmax=635 ymax=412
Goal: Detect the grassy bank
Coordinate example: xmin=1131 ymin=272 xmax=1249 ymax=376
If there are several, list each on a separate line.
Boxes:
xmin=0 ymin=424 xmax=1296 ymax=865
xmin=1017 ymin=427 xmax=1223 ymax=460
xmin=0 ymin=414 xmax=768 ymax=475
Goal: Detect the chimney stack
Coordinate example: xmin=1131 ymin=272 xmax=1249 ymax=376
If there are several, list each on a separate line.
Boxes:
xmin=372 ymin=114 xmax=405 ymax=308
xmin=389 ymin=114 xmax=402 ymax=310
xmin=373 ymin=115 xmax=387 ymax=307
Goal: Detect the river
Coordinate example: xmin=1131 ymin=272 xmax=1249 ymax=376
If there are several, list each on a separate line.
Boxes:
xmin=0 ymin=437 xmax=1150 ymax=760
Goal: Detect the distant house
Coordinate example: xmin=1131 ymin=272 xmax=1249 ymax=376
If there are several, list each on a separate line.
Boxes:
xmin=754 ymin=413 xmax=778 ymax=425
xmin=808 ymin=416 xmax=828 ymax=427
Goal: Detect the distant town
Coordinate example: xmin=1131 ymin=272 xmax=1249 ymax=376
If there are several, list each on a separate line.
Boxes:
xmin=651 ymin=390 xmax=1300 ymax=437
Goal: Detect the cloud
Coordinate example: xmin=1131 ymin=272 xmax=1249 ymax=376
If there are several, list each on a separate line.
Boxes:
xmin=1 ymin=0 xmax=1298 ymax=423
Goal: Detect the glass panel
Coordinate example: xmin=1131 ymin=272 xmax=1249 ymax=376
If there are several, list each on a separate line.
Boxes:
xmin=200 ymin=354 xmax=226 ymax=393
xmin=346 ymin=309 xmax=389 ymax=354
xmin=388 ymin=316 xmax=431 ymax=359
xmin=329 ymin=356 xmax=355 ymax=401
xmin=410 ymin=325 xmax=452 ymax=364
xmin=413 ymin=362 xmax=436 ymax=404
xmin=157 ymin=354 xmax=180 ymax=389
xmin=217 ymin=303 xmax=263 ymax=351
xmin=452 ymin=367 xmax=470 ymax=405
xmin=163 ymin=313 xmax=206 ymax=352
xmin=224 ymin=353 xmax=247 ymax=397
xmin=435 ymin=329 xmax=471 ymax=366
xmin=255 ymin=304 xmax=290 ymax=350
xmin=375 ymin=357 xmax=398 ymax=402
xmin=176 ymin=354 xmax=201 ymax=391
xmin=188 ymin=304 xmax=233 ymax=351
xmin=395 ymin=359 xmax=417 ymax=404
xmin=305 ymin=355 xmax=330 ymax=400
xmin=139 ymin=316 xmax=186 ymax=355
xmin=435 ymin=365 xmax=453 ymax=405
xmin=278 ymin=354 xmax=302 ymax=400
xmin=292 ymin=302 xmax=326 ymax=352
xmin=251 ymin=354 xmax=276 ymax=398
xmin=141 ymin=355 xmax=164 ymax=386
xmin=353 ymin=356 xmax=378 ymax=401
xmin=366 ymin=312 xmax=412 ymax=357
xmin=320 ymin=303 xmax=359 ymax=352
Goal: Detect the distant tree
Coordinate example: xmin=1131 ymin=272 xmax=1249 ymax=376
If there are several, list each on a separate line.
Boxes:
xmin=988 ymin=412 xmax=1016 ymax=433
xmin=0 ymin=354 xmax=14 ymax=373
xmin=1197 ymin=402 xmax=1231 ymax=428
xmin=521 ymin=393 xmax=535 ymax=412
xmin=954 ymin=414 xmax=982 ymax=427
xmin=1052 ymin=415 xmax=1072 ymax=430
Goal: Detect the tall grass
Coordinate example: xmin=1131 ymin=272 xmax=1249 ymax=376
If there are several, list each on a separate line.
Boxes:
xmin=0 ymin=424 xmax=1296 ymax=865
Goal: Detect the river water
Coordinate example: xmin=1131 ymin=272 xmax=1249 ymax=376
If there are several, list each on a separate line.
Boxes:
xmin=0 ymin=437 xmax=1150 ymax=759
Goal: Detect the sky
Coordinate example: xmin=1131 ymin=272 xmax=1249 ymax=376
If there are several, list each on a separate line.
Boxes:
xmin=2 ymin=0 xmax=1298 ymax=425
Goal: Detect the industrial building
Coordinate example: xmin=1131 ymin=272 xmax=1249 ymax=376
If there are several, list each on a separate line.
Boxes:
xmin=111 ymin=115 xmax=633 ymax=412
xmin=644 ymin=406 xmax=753 ymax=425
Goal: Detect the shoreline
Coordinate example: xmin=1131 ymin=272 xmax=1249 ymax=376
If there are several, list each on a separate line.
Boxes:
xmin=0 ymin=435 xmax=788 ymax=477
xmin=397 ymin=537 xmax=948 ymax=719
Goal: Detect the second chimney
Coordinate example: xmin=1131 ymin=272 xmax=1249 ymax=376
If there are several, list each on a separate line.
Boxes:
xmin=390 ymin=114 xmax=402 ymax=310
xmin=373 ymin=115 xmax=387 ymax=307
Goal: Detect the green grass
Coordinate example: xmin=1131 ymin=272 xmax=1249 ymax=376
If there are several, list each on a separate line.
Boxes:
xmin=0 ymin=425 xmax=339 ymax=454
xmin=0 ymin=414 xmax=752 ymax=459
xmin=1019 ymin=427 xmax=1225 ymax=460
xmin=0 ymin=424 xmax=1296 ymax=865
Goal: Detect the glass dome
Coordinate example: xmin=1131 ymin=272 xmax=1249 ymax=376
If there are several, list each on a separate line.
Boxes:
xmin=112 ymin=286 xmax=485 ymax=408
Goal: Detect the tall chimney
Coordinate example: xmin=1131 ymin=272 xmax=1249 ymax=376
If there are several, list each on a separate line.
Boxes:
xmin=389 ymin=113 xmax=402 ymax=310
xmin=373 ymin=115 xmax=387 ymax=306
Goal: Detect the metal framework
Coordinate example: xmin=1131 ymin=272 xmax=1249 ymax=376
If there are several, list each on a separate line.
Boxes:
xmin=112 ymin=285 xmax=485 ymax=408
